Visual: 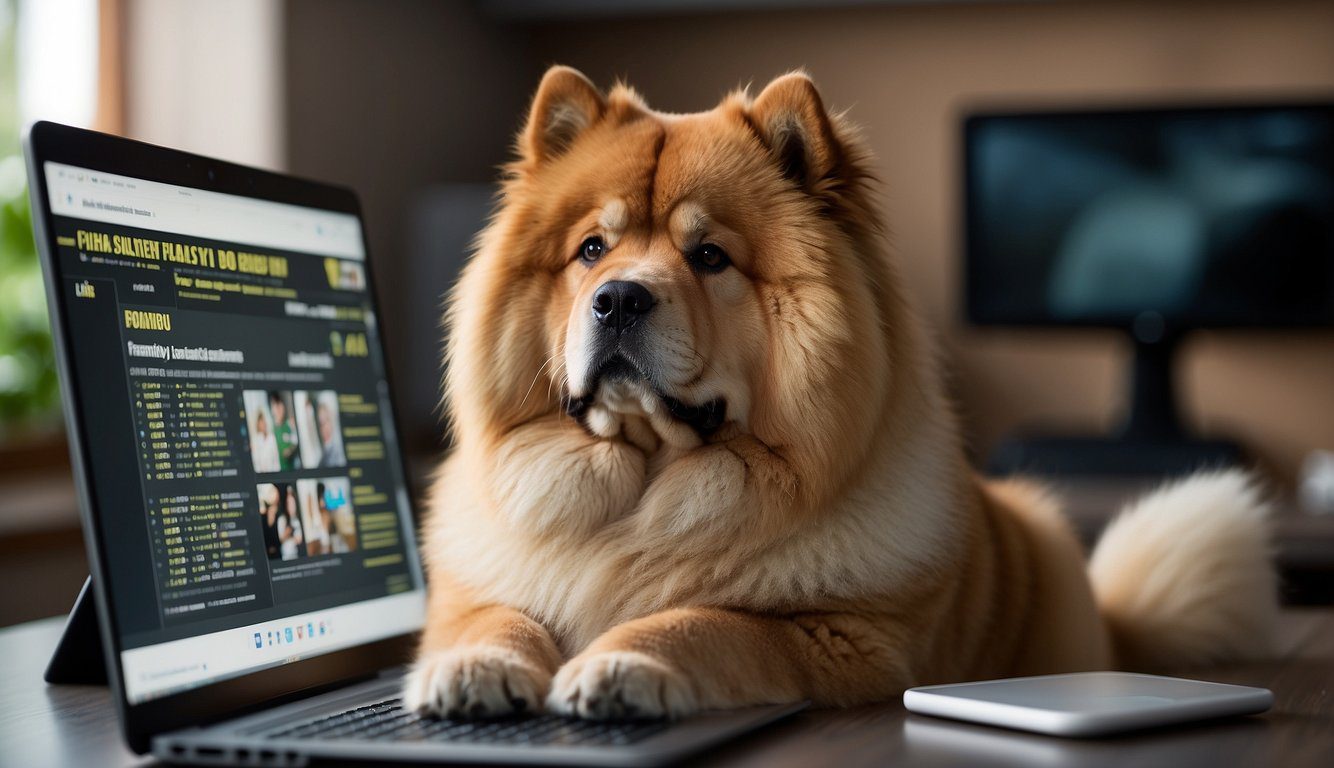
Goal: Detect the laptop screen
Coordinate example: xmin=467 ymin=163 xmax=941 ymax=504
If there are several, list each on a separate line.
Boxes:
xmin=40 ymin=161 xmax=425 ymax=705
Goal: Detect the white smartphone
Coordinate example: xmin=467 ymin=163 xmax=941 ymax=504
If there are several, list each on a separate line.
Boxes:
xmin=903 ymin=672 xmax=1273 ymax=737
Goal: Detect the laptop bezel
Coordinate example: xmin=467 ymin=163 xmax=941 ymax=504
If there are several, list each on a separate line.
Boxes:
xmin=24 ymin=121 xmax=427 ymax=754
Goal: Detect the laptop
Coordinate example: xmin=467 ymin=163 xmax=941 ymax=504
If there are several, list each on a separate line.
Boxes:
xmin=24 ymin=121 xmax=803 ymax=766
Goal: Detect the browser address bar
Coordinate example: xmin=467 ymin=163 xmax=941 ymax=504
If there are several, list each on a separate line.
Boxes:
xmin=44 ymin=161 xmax=365 ymax=261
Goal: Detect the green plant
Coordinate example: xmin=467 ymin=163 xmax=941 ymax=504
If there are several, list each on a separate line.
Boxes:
xmin=0 ymin=0 xmax=60 ymax=439
xmin=0 ymin=180 xmax=59 ymax=436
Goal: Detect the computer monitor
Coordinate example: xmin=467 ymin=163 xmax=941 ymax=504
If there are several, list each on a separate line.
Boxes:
xmin=963 ymin=102 xmax=1334 ymax=474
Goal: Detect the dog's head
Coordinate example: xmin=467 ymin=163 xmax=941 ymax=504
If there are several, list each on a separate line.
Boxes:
xmin=447 ymin=67 xmax=900 ymax=502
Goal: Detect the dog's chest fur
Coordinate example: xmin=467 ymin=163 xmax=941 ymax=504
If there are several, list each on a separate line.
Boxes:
xmin=426 ymin=423 xmax=966 ymax=653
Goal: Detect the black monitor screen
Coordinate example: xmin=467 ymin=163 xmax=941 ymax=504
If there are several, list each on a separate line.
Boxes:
xmin=36 ymin=159 xmax=425 ymax=705
xmin=964 ymin=104 xmax=1334 ymax=328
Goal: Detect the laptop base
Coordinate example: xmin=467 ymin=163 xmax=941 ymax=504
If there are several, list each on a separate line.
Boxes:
xmin=44 ymin=575 xmax=108 ymax=685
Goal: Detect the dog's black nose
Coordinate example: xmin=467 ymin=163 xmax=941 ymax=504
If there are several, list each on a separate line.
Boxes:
xmin=592 ymin=281 xmax=654 ymax=332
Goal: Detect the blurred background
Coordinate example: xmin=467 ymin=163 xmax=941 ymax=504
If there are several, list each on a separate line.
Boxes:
xmin=2 ymin=0 xmax=1333 ymax=626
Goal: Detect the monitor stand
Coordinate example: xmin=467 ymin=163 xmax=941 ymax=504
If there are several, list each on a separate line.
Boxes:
xmin=986 ymin=330 xmax=1244 ymax=477
xmin=45 ymin=576 xmax=108 ymax=685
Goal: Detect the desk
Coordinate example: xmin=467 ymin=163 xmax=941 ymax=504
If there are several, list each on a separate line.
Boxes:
xmin=2 ymin=611 xmax=1332 ymax=768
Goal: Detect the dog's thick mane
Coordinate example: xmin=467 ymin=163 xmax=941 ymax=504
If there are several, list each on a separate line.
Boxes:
xmin=428 ymin=74 xmax=971 ymax=651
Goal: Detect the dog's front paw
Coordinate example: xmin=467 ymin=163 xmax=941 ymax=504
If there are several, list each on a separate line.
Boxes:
xmin=547 ymin=651 xmax=698 ymax=720
xmin=403 ymin=647 xmax=550 ymax=718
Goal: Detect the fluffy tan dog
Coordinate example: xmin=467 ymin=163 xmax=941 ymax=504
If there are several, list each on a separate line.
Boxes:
xmin=403 ymin=66 xmax=1278 ymax=720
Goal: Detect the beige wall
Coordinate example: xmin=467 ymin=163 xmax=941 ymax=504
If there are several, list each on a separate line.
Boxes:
xmin=522 ymin=0 xmax=1334 ymax=480
xmin=126 ymin=0 xmax=285 ymax=169
xmin=285 ymin=0 xmax=1334 ymax=481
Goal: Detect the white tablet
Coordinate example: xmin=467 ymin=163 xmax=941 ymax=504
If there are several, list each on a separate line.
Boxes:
xmin=903 ymin=672 xmax=1273 ymax=737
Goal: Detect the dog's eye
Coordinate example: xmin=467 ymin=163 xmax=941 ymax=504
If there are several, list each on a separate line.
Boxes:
xmin=688 ymin=243 xmax=730 ymax=273
xmin=578 ymin=236 xmax=606 ymax=264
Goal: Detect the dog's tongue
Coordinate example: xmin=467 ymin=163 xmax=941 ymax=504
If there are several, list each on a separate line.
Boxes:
xmin=662 ymin=396 xmax=727 ymax=437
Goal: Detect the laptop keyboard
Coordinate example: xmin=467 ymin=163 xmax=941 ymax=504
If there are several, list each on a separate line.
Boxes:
xmin=262 ymin=698 xmax=669 ymax=747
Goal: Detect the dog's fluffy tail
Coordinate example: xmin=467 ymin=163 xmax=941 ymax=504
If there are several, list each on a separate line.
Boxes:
xmin=1087 ymin=469 xmax=1279 ymax=671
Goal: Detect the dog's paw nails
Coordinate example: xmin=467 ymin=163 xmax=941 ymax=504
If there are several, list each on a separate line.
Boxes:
xmin=403 ymin=647 xmax=549 ymax=718
xmin=547 ymin=651 xmax=697 ymax=720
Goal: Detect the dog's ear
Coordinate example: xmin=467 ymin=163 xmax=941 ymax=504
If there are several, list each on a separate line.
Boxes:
xmin=749 ymin=72 xmax=841 ymax=188
xmin=522 ymin=65 xmax=606 ymax=165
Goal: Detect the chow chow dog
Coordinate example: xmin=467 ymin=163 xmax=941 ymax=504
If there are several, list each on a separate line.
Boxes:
xmin=403 ymin=66 xmax=1277 ymax=720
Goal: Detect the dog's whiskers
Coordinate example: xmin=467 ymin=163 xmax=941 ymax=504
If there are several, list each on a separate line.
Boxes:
xmin=519 ymin=352 xmax=560 ymax=411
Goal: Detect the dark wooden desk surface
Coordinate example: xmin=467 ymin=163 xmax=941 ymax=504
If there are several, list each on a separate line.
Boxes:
xmin=3 ymin=610 xmax=1332 ymax=768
